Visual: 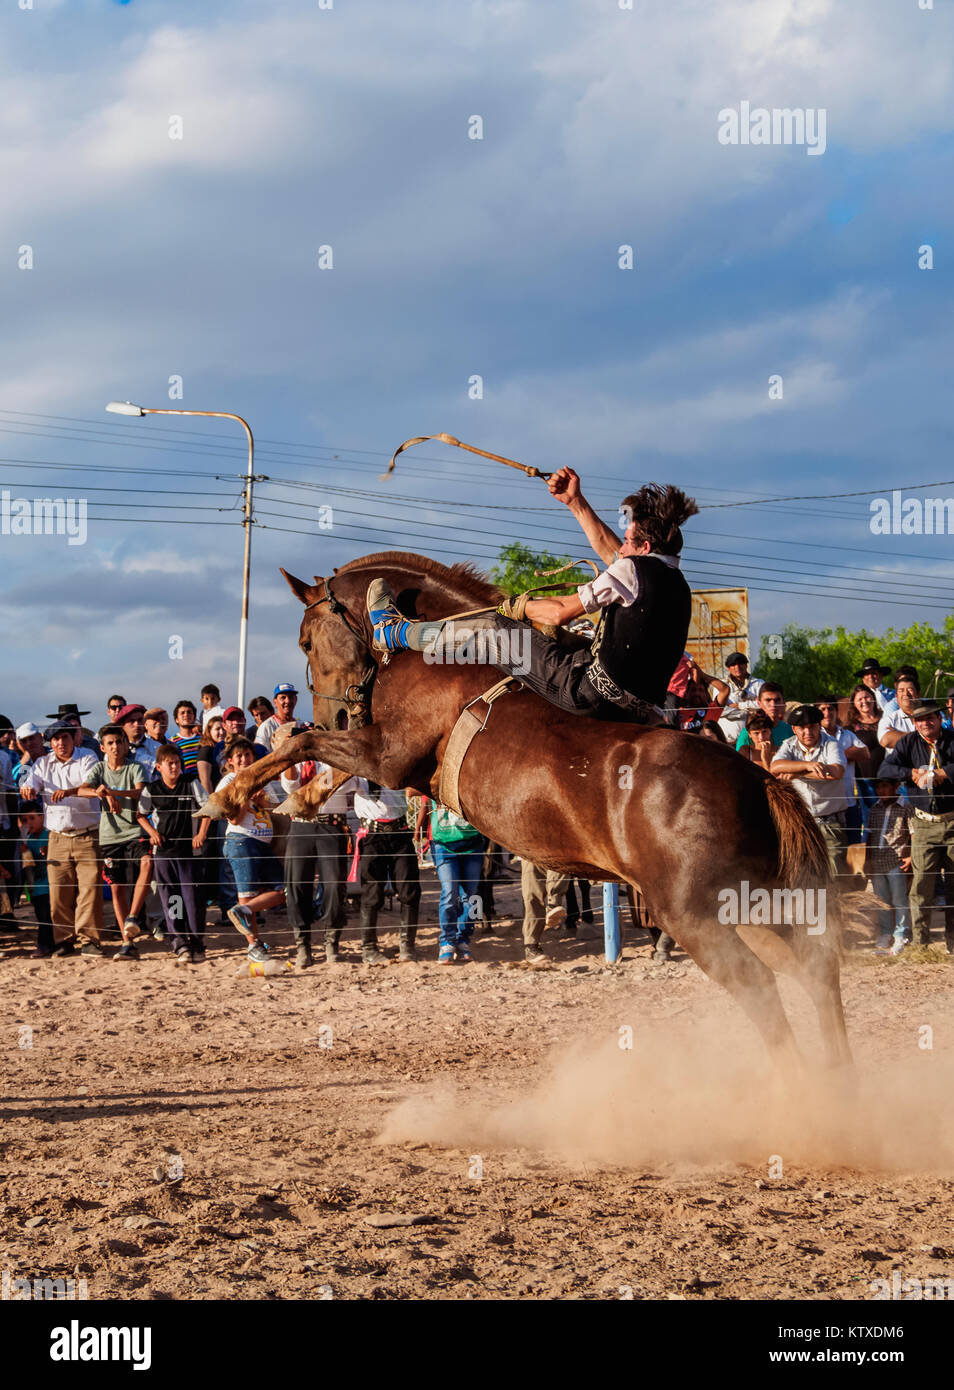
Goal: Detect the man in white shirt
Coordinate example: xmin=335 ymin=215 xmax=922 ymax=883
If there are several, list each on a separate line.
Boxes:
xmin=279 ymin=739 xmax=355 ymax=968
xmin=772 ymin=704 xmax=849 ymax=878
xmin=19 ymin=722 xmax=103 ymax=954
xmin=817 ymin=694 xmax=867 ymax=838
xmin=200 ymin=684 xmax=226 ymax=730
xmin=352 ymin=778 xmax=420 ymax=964
xmin=717 ymin=650 xmax=765 ymax=740
xmin=254 ymin=683 xmax=300 ymax=748
xmin=878 ymin=676 xmax=920 ymax=749
xmin=0 ymin=740 xmax=16 ymax=931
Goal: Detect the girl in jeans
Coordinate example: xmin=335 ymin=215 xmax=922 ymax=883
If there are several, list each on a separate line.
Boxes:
xmin=416 ymin=799 xmax=486 ymax=964
xmin=217 ymin=738 xmax=285 ymax=962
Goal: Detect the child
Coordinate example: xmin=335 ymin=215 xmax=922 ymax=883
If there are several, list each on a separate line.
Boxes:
xmin=864 ymin=772 xmax=913 ymax=955
xmin=217 ymin=737 xmax=285 ymax=962
xmin=68 ymin=724 xmax=152 ymax=953
xmin=18 ymin=800 xmax=52 ymax=957
xmin=136 ymin=745 xmax=210 ymax=963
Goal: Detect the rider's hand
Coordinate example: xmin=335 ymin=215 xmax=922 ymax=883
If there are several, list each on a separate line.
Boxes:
xmin=547 ymin=467 xmax=581 ymax=507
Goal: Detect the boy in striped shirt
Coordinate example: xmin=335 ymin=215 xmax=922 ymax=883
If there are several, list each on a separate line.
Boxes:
xmin=171 ymin=700 xmax=202 ymax=774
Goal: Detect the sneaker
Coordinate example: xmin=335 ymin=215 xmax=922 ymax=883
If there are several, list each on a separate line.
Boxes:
xmin=174 ymin=945 xmax=191 ymax=964
xmin=117 ymin=943 xmax=139 ymax=960
xmin=875 ymin=935 xmax=893 ymax=953
xmin=228 ymin=904 xmax=254 ymax=939
xmin=52 ymin=940 xmax=76 ymax=957
xmin=191 ymin=948 xmax=207 ymax=964
xmin=150 ymin=922 xmax=166 ymax=942
xmin=545 ymin=905 xmax=566 ymax=931
xmin=889 ymin=939 xmax=906 ymax=956
xmin=524 ymin=946 xmax=546 ymax=966
xmin=32 ymin=948 xmax=54 ymax=960
xmin=455 ymin=944 xmax=475 ymax=964
xmin=123 ymin=916 xmax=142 ymax=942
xmin=437 ymin=945 xmax=455 ymax=965
xmin=362 ymin=947 xmax=389 ymax=966
xmin=80 ymin=942 xmax=105 ymax=957
xmin=367 ymin=577 xmax=414 ymax=653
xmin=247 ymin=940 xmax=270 ymax=964
xmin=296 ymin=944 xmax=314 ymax=969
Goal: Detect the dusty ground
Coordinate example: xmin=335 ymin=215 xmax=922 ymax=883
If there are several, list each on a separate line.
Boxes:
xmin=2 ymin=873 xmax=954 ymax=1302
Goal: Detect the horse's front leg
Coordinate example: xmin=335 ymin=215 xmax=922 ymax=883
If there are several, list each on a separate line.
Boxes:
xmin=200 ymin=726 xmax=385 ymax=820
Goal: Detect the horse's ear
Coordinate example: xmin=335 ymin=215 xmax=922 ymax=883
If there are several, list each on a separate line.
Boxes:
xmin=281 ymin=568 xmax=318 ymax=605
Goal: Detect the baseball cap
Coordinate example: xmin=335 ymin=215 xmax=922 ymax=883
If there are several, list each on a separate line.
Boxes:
xmin=116 ymin=703 xmax=146 ymax=722
xmin=222 ymin=706 xmax=244 ymax=720
xmin=142 ymin=706 xmax=166 ymax=723
xmin=273 ymin=682 xmax=298 ymax=697
xmin=15 ymin=721 xmax=42 ymax=740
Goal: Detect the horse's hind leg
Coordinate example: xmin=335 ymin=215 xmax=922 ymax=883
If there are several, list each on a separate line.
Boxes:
xmin=674 ymin=924 xmax=803 ymax=1074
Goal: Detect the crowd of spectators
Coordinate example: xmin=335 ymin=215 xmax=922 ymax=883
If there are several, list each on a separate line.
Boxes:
xmin=1 ymin=654 xmax=952 ymax=969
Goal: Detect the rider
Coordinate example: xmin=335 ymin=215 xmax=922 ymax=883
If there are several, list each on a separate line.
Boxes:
xmin=366 ymin=470 xmax=698 ymax=723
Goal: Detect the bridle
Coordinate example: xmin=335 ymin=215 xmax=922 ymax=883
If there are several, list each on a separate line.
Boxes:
xmin=302 ymin=577 xmax=379 ymax=729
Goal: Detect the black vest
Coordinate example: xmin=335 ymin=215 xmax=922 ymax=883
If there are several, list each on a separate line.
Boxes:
xmin=592 ymin=556 xmax=692 ymax=707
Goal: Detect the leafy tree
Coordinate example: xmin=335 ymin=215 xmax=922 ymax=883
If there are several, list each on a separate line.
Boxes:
xmin=756 ymin=618 xmax=954 ymax=702
xmin=490 ymin=542 xmax=593 ymax=597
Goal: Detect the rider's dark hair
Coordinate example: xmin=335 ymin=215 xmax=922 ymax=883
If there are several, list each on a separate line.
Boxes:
xmin=620 ymin=484 xmax=698 ymax=556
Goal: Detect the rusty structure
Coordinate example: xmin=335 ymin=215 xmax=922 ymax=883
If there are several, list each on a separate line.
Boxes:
xmin=686 ymin=588 xmax=750 ymax=674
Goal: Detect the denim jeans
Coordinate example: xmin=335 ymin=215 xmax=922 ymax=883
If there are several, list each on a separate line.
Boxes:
xmin=431 ymin=840 xmax=484 ymax=948
xmin=872 ymin=866 xmax=910 ymax=942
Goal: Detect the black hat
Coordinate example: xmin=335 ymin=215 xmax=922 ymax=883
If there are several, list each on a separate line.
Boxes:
xmin=911 ymin=699 xmax=942 ymax=720
xmin=789 ymin=703 xmax=823 ymax=727
xmin=47 ymin=720 xmax=78 ymax=738
xmin=726 ymin=651 xmax=748 ymax=667
xmin=45 ymin=702 xmax=90 ymax=719
xmin=854 ymin=658 xmax=890 ymax=680
xmin=874 ymin=762 xmax=905 ymax=782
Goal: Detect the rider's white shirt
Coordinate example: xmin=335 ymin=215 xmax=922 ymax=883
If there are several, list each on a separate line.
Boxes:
xmin=577 ymin=552 xmax=679 ymax=611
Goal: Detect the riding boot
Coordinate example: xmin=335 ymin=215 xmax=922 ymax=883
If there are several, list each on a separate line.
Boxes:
xmin=324 ymin=927 xmax=342 ymax=964
xmin=399 ymin=923 xmax=418 ymax=962
xmin=361 ymin=928 xmax=388 ymax=965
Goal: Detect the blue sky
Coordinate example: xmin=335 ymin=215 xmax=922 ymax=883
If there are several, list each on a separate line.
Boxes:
xmin=2 ymin=0 xmax=953 ymax=726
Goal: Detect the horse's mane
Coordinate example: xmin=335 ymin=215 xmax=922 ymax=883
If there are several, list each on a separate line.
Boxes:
xmin=335 ymin=551 xmax=503 ymax=606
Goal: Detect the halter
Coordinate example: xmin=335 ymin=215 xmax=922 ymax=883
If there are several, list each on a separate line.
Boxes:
xmin=302 ymin=578 xmax=379 ymax=729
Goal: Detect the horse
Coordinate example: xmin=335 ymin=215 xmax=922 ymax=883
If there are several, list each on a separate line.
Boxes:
xmin=202 ymin=550 xmax=853 ymax=1072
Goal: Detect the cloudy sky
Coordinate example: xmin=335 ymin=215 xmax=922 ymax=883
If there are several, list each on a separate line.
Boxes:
xmin=2 ymin=0 xmax=953 ymax=726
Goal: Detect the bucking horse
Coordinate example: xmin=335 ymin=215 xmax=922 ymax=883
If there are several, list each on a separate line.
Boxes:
xmin=201 ymin=549 xmax=856 ymax=1074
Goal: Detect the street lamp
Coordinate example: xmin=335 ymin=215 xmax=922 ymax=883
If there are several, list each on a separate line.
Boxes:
xmin=106 ymin=401 xmax=257 ymax=708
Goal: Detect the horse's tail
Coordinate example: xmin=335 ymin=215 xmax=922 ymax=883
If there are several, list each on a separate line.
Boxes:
xmin=764 ymin=776 xmax=831 ymax=889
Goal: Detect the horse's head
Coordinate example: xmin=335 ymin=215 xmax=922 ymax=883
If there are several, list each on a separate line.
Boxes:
xmin=281 ymin=568 xmax=377 ymax=731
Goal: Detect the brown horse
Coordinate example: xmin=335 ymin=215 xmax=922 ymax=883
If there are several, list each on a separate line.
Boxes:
xmin=203 ymin=551 xmax=852 ymax=1071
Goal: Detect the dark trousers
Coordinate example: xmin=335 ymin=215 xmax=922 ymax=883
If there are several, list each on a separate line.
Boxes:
xmin=359 ymin=826 xmax=421 ymax=932
xmin=33 ymin=892 xmax=54 ymax=952
xmin=153 ymin=854 xmax=203 ymax=951
xmin=284 ymin=818 xmax=349 ymax=947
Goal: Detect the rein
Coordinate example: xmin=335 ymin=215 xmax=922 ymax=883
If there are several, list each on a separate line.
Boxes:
xmin=302 ymin=578 xmax=378 ymax=729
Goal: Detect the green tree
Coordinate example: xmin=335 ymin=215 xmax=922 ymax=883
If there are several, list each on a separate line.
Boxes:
xmin=756 ymin=617 xmax=954 ymax=702
xmin=490 ymin=542 xmax=593 ymax=597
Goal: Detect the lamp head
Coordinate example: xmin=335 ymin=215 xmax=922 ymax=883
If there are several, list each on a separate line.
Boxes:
xmin=105 ymin=401 xmax=146 ymax=417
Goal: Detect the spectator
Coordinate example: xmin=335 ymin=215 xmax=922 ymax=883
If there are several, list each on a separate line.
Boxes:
xmin=0 ymin=715 xmax=15 ymax=753
xmin=13 ymin=722 xmax=46 ymax=790
xmin=944 ymin=688 xmax=954 ymax=731
xmin=723 ymin=651 xmax=764 ymax=710
xmin=76 ymin=724 xmax=152 ymax=951
xmin=740 ymin=711 xmax=776 ymax=772
xmin=46 ymin=703 xmax=100 ymax=756
xmin=676 ymin=661 xmax=729 ymax=731
xmin=279 ymin=735 xmax=352 ymax=968
xmin=117 ymin=704 xmax=159 ymax=777
xmin=223 ymin=705 xmax=268 ymax=761
xmin=565 ymin=876 xmax=595 ymax=932
xmin=17 ymin=799 xmax=53 ymax=956
xmin=19 ymin=722 xmax=103 ymax=956
xmin=136 ymin=744 xmax=210 ymax=964
xmin=143 ymin=707 xmax=169 ymax=743
xmin=879 ymin=699 xmax=954 ymax=951
xmin=817 ymin=695 xmax=867 ymax=840
xmin=106 ymin=695 xmax=126 ymax=721
xmin=845 ymin=684 xmax=884 ymax=820
xmin=864 ymin=771 xmax=912 ymax=956
xmin=0 ymin=727 xmax=16 ymax=929
xmin=353 ymin=777 xmax=421 ymax=965
xmin=877 ymin=666 xmax=919 ymax=717
xmin=247 ymin=696 xmax=274 ymax=729
xmin=200 ymin=684 xmax=225 ymax=730
xmin=171 ymin=701 xmax=203 ymax=774
xmin=195 ymin=717 xmax=226 ymax=793
xmin=771 ymin=704 xmax=849 ymax=879
xmin=734 ymin=683 xmax=792 ymax=755
xmin=878 ymin=675 xmax=920 ymax=749
xmin=521 ymin=861 xmax=570 ymax=965
xmin=217 ymin=737 xmax=284 ymax=963
xmin=854 ymin=658 xmax=894 ymax=712
xmin=415 ymin=798 xmax=486 ymax=963
xmin=254 ymin=684 xmax=299 ymax=748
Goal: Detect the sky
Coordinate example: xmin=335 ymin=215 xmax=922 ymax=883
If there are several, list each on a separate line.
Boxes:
xmin=1 ymin=0 xmax=953 ymax=727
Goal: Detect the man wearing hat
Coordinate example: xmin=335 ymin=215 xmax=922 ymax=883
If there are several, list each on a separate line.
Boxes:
xmin=12 ymin=723 xmax=45 ymax=790
xmin=718 ymin=650 xmax=764 ymax=738
xmin=879 ymin=700 xmax=954 ymax=950
xmin=19 ymin=722 xmax=103 ymax=954
xmin=855 ymin=659 xmax=895 ymax=713
xmin=254 ymin=684 xmax=300 ymax=749
xmin=771 ymin=704 xmax=850 ymax=878
xmin=46 ymin=703 xmax=100 ymax=756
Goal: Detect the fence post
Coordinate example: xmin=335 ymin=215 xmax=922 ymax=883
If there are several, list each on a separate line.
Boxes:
xmin=603 ymin=881 xmax=621 ymax=964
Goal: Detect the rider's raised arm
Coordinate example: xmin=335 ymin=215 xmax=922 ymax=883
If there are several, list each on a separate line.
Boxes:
xmin=548 ymin=467 xmax=619 ymax=566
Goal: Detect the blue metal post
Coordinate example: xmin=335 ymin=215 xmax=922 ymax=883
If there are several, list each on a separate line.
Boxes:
xmin=603 ymin=881 xmax=621 ymax=964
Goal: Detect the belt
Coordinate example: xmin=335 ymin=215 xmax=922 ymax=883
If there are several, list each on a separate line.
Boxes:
xmin=361 ymin=818 xmax=405 ymax=833
xmin=294 ymin=811 xmax=348 ymax=826
xmin=913 ymin=807 xmax=954 ymax=824
xmin=584 ymin=659 xmax=663 ymax=721
xmin=50 ymin=826 xmax=97 ymax=838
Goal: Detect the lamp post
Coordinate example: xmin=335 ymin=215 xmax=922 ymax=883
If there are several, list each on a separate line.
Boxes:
xmin=106 ymin=401 xmax=256 ymax=708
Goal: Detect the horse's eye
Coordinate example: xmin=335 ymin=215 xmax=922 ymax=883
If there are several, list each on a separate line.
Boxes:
xmin=300 ymin=638 xmax=311 ymax=653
